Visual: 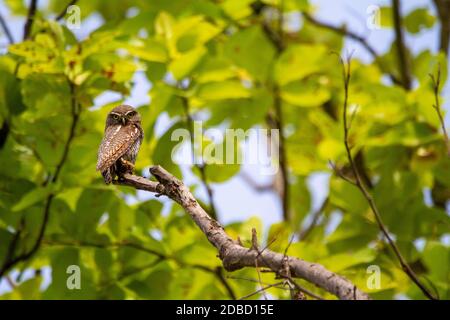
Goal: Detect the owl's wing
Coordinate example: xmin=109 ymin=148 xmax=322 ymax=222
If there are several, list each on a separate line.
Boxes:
xmin=96 ymin=124 xmax=141 ymax=172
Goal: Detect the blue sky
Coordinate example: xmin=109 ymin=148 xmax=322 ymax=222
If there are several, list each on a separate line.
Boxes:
xmin=0 ymin=0 xmax=448 ymax=294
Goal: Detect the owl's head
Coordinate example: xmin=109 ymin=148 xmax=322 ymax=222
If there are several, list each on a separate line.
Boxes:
xmin=106 ymin=105 xmax=141 ymax=127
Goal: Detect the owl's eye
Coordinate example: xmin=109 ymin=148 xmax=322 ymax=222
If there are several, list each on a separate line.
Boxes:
xmin=126 ymin=111 xmax=136 ymax=118
xmin=112 ymin=114 xmax=120 ymax=120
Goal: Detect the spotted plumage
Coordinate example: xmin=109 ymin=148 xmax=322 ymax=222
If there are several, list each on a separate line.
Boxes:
xmin=96 ymin=105 xmax=143 ymax=184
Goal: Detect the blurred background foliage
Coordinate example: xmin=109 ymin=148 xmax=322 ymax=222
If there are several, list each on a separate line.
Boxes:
xmin=0 ymin=0 xmax=449 ymax=300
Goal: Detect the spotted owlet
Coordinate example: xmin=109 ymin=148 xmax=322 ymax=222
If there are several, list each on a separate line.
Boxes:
xmin=96 ymin=105 xmax=144 ymax=184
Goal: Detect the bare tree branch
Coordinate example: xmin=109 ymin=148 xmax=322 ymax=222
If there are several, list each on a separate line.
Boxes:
xmin=433 ymin=0 xmax=450 ymax=55
xmin=114 ymin=166 xmax=371 ymax=300
xmin=275 ymin=1 xmax=290 ymax=221
xmin=0 ymin=10 xmax=14 ymax=44
xmin=302 ymin=12 xmax=402 ymax=86
xmin=337 ymin=55 xmax=437 ymax=300
xmin=302 ymin=12 xmax=378 ymax=59
xmin=239 ymin=170 xmax=274 ymax=193
xmin=23 ymin=0 xmax=38 ymax=41
xmin=55 ymin=0 xmax=79 ymax=21
xmin=0 ymin=195 xmax=53 ymax=279
xmin=273 ymin=86 xmax=290 ymax=221
xmin=392 ymin=0 xmax=412 ymax=90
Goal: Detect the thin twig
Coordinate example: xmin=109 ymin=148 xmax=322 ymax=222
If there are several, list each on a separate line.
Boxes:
xmin=275 ymin=1 xmax=290 ymax=221
xmin=215 ymin=267 xmax=237 ymax=300
xmin=5 ymin=276 xmax=16 ymax=289
xmin=302 ymin=11 xmax=402 ymax=86
xmin=329 ymin=160 xmax=357 ymax=185
xmin=288 ymin=278 xmax=324 ymax=300
xmin=0 ymin=195 xmax=53 ymax=279
xmin=303 ymin=12 xmax=378 ymax=59
xmin=283 ymin=234 xmax=295 ymax=257
xmin=239 ymin=171 xmax=274 ymax=192
xmin=55 ymin=0 xmax=78 ymax=21
xmin=229 ymin=274 xmax=325 ymax=300
xmin=0 ymin=219 xmax=25 ymax=278
xmin=0 ymin=11 xmax=14 ymax=44
xmin=250 ymin=228 xmax=268 ymax=300
xmin=239 ymin=282 xmax=285 ymax=300
xmin=429 ymin=66 xmax=450 ymax=156
xmin=23 ymin=0 xmax=38 ymax=40
xmin=337 ymin=55 xmax=437 ymax=300
xmin=273 ymin=85 xmax=290 ymax=221
xmin=253 ymin=229 xmax=325 ymax=300
xmin=298 ymin=198 xmax=329 ymax=240
xmin=227 ymin=275 xmax=282 ymax=287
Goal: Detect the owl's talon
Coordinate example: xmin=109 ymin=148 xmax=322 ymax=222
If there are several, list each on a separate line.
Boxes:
xmin=119 ymin=158 xmax=135 ymax=174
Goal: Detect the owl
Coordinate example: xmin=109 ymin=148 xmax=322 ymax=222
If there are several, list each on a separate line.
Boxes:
xmin=96 ymin=105 xmax=144 ymax=184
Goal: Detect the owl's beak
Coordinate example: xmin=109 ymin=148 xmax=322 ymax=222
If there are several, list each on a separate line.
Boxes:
xmin=121 ymin=117 xmax=126 ymax=125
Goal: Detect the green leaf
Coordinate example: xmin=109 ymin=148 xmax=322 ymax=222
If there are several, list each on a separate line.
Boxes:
xmin=127 ymin=263 xmax=173 ymax=299
xmin=423 ymin=242 xmax=449 ymax=282
xmin=225 ymin=216 xmax=263 ymax=247
xmin=203 ymin=163 xmax=240 ymax=183
xmin=152 ymin=121 xmax=184 ymax=177
xmin=379 ymin=6 xmax=393 ymax=28
xmin=196 ymin=57 xmax=236 ymax=83
xmin=319 ymin=248 xmax=376 ymax=272
xmin=404 ymin=8 xmax=435 ymax=34
xmin=366 ymin=121 xmax=440 ymax=147
xmin=329 ymin=177 xmax=368 ymax=215
xmin=108 ymin=201 xmax=135 ymax=240
xmin=220 ymin=0 xmax=254 ymax=20
xmin=274 ymin=44 xmax=327 ymax=85
xmin=280 ymin=79 xmax=331 ymax=107
xmin=12 ymin=184 xmax=57 ymax=212
xmin=21 ymin=73 xmax=71 ymax=118
xmin=224 ymin=25 xmax=276 ymax=81
xmin=175 ymin=16 xmax=222 ymax=52
xmin=176 ymin=242 xmax=220 ymax=268
xmin=202 ymin=137 xmax=241 ymax=182
xmin=1 ymin=276 xmax=42 ymax=299
xmin=124 ymin=39 xmax=168 ymax=63
xmin=55 ymin=187 xmax=83 ymax=212
xmin=169 ymin=46 xmax=207 ymax=79
xmin=0 ymin=70 xmax=26 ymax=117
xmin=72 ymin=188 xmax=114 ymax=238
xmin=267 ymin=222 xmax=293 ymax=253
xmin=197 ymin=80 xmax=251 ymax=100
